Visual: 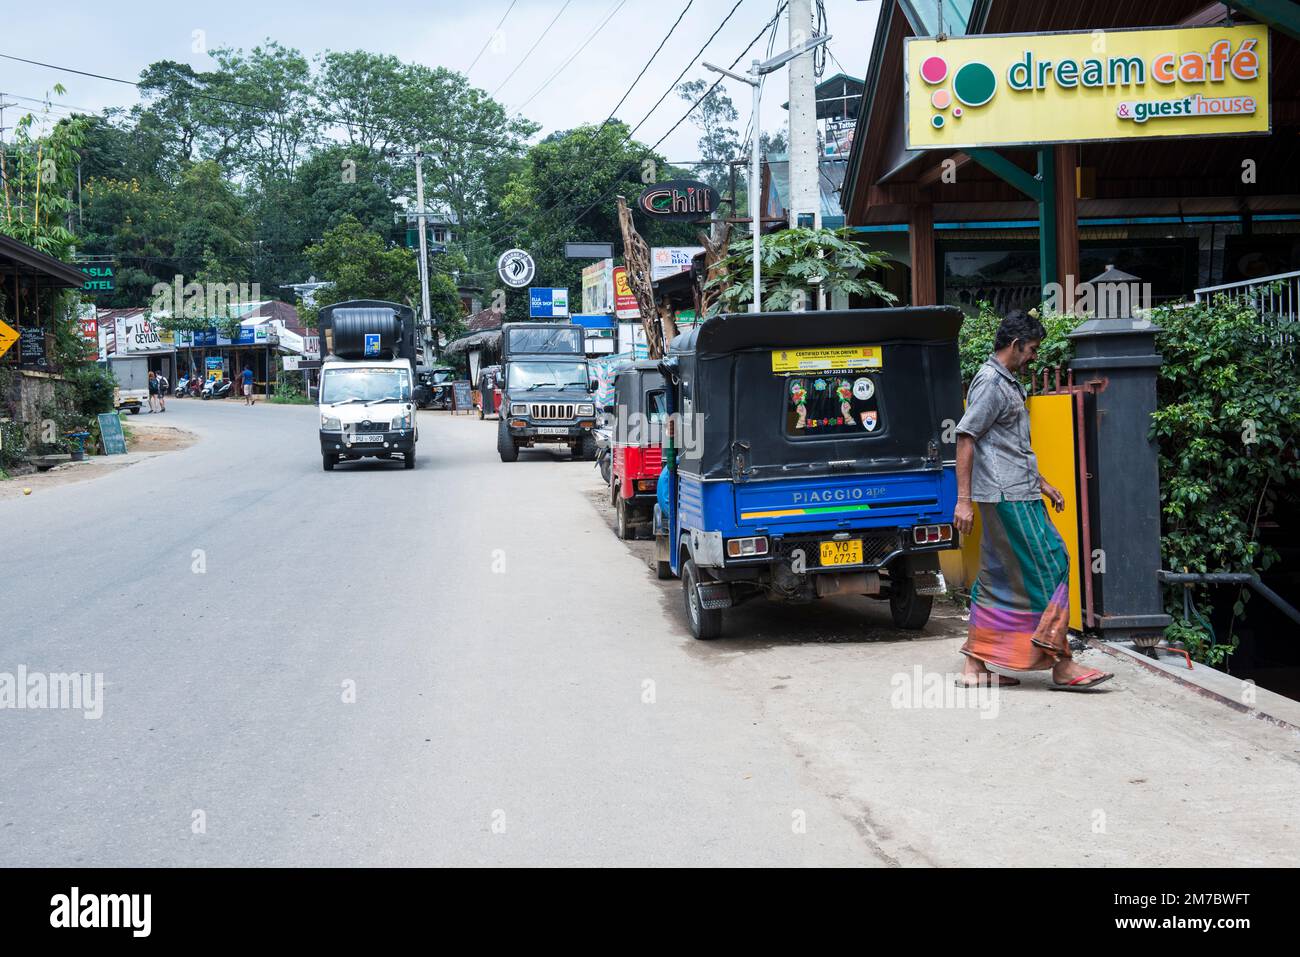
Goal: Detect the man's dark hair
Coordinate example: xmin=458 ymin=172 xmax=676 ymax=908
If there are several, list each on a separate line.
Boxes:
xmin=994 ymin=309 xmax=1047 ymax=350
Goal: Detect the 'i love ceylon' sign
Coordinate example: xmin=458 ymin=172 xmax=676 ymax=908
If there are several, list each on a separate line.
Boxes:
xmin=905 ymin=24 xmax=1270 ymax=150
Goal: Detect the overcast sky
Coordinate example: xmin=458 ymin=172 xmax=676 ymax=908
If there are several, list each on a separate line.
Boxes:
xmin=1 ymin=0 xmax=881 ymax=161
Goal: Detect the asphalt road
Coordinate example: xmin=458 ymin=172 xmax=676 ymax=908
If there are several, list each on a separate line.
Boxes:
xmin=3 ymin=400 xmax=1299 ymax=867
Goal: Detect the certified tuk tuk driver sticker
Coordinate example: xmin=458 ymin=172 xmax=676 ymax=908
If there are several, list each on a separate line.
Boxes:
xmin=771 ymin=346 xmax=883 ymax=373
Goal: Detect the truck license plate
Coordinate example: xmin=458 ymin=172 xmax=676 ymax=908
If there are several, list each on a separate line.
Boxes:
xmin=820 ymin=540 xmax=862 ymax=566
xmin=350 ymin=434 xmax=383 ymax=443
xmin=535 ymin=427 xmax=569 ymax=435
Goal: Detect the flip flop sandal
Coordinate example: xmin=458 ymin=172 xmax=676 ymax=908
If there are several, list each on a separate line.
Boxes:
xmin=1049 ymin=669 xmax=1114 ymax=692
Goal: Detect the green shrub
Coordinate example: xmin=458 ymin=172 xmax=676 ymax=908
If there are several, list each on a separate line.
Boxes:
xmin=1150 ymin=296 xmax=1300 ymax=663
xmin=64 ymin=363 xmax=117 ymax=417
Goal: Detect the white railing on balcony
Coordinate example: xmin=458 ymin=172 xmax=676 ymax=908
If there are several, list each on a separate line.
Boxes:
xmin=1194 ymin=269 xmax=1300 ymax=349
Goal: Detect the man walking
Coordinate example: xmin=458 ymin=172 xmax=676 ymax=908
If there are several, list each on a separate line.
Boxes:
xmin=953 ymin=310 xmax=1113 ymax=691
xmin=242 ymin=366 xmax=255 ymax=406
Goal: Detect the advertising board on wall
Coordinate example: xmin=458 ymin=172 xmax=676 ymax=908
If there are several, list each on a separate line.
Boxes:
xmin=905 ymin=24 xmax=1270 ymax=150
xmin=581 ymin=258 xmax=614 ymax=314
xmin=613 ymin=266 xmax=640 ymax=319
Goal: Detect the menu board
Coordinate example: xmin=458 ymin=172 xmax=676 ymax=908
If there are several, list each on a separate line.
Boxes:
xmin=19 ymin=327 xmax=48 ymax=369
xmin=97 ymin=413 xmax=127 ymax=455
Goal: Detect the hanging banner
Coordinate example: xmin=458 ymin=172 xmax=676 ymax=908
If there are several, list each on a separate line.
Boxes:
xmin=905 ymin=24 xmax=1270 ymax=150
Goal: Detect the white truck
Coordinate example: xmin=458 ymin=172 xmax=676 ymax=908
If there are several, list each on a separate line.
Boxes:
xmin=107 ymin=355 xmax=149 ymax=414
xmin=316 ymin=300 xmax=419 ymax=472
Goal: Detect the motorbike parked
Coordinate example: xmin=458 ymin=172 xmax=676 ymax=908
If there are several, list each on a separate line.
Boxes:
xmin=201 ymin=378 xmax=234 ymax=400
xmin=174 ymin=377 xmax=190 ymax=398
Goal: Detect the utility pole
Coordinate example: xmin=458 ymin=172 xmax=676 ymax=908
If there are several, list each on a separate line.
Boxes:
xmin=787 ymin=0 xmax=821 ymax=232
xmin=414 ymin=150 xmax=434 ymax=366
xmin=705 ymin=31 xmax=829 ymax=315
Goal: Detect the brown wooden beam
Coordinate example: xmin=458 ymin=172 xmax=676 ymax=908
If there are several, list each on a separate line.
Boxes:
xmin=909 ymin=203 xmax=936 ymax=306
xmin=1055 ymin=143 xmax=1080 ymax=291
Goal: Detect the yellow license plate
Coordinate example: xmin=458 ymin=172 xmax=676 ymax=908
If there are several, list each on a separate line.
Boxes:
xmin=820 ymin=540 xmax=862 ymax=566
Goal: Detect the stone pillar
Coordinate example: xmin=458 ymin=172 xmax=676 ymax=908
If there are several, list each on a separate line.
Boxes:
xmin=1068 ymin=317 xmax=1172 ymax=645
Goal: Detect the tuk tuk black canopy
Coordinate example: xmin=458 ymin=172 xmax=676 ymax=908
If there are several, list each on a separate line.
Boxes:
xmin=666 ymin=307 xmax=966 ymax=481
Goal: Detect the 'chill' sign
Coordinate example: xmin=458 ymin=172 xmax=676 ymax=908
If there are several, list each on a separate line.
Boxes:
xmin=905 ymin=24 xmax=1269 ymax=150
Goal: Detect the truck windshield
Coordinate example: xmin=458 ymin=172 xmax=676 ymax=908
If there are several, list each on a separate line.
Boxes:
xmin=321 ymin=368 xmax=411 ymax=404
xmin=507 ymin=360 xmax=589 ymax=391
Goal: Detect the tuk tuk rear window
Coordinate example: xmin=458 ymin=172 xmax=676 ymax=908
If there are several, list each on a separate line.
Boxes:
xmin=783 ymin=372 xmax=883 ymax=437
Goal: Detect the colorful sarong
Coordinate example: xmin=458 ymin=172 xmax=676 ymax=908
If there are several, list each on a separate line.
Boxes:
xmin=961 ymin=499 xmax=1072 ymax=671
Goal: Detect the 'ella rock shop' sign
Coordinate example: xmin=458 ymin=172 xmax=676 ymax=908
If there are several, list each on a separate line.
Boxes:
xmin=636 ymin=180 xmax=718 ymax=221
xmin=905 ymin=24 xmax=1270 ymax=150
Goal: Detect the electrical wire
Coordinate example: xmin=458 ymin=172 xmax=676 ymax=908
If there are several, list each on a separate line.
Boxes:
xmin=490 ymin=0 xmax=575 ymax=97
xmin=465 ymin=0 xmax=519 ymax=76
xmin=512 ymin=0 xmax=628 ymax=111
xmin=451 ymin=0 xmax=771 ymax=264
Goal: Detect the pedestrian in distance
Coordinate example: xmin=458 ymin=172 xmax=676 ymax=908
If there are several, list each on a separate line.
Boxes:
xmin=146 ymin=371 xmax=159 ymax=413
xmin=157 ymin=373 xmax=168 ymax=413
xmin=243 ymin=366 xmax=255 ymax=405
xmin=953 ymin=309 xmax=1114 ymax=692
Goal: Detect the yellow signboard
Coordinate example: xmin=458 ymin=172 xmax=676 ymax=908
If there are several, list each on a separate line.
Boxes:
xmin=0 ymin=319 xmax=17 ymax=359
xmin=770 ymin=345 xmax=882 ymax=373
xmin=906 ymin=24 xmax=1270 ymax=150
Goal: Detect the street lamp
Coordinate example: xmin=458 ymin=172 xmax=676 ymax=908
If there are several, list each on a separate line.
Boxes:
xmin=705 ymin=31 xmax=831 ymax=314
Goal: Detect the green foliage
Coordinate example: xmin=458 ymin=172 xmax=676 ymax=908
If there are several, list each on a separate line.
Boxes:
xmin=63 ymin=364 xmax=118 ymax=417
xmin=706 ymin=227 xmax=897 ymax=314
xmin=957 ymin=301 xmax=1077 ymax=383
xmin=307 ymin=216 xmax=419 ymax=307
xmin=1150 ymin=296 xmax=1300 ymax=660
xmin=0 ymin=99 xmax=87 ymax=259
xmin=490 ymin=122 xmax=699 ymax=324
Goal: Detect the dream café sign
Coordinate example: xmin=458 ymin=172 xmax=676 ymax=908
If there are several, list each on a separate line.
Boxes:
xmin=905 ymin=24 xmax=1270 ymax=149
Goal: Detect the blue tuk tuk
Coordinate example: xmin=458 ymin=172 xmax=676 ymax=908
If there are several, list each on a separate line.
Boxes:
xmin=653 ymin=307 xmax=965 ymax=639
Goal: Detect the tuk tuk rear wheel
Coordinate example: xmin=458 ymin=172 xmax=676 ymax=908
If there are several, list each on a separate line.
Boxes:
xmin=616 ymin=495 xmax=633 ymax=540
xmin=890 ymin=577 xmax=933 ymax=630
xmin=683 ymin=559 xmax=723 ymax=640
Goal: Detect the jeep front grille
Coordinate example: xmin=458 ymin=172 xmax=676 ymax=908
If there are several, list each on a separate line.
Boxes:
xmin=530 ymin=403 xmax=576 ymax=420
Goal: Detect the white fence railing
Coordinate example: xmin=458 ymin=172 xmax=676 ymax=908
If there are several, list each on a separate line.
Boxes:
xmin=1194 ymin=269 xmax=1300 ymax=349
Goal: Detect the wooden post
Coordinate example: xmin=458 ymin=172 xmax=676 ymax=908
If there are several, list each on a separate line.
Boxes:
xmin=1054 ymin=143 xmax=1080 ymax=294
xmin=909 ymin=203 xmax=936 ymax=306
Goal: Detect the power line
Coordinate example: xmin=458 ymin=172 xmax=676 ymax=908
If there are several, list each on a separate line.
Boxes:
xmin=512 ymin=0 xmax=628 ymax=112
xmin=492 ymin=2 xmax=791 ymax=264
xmin=596 ymin=0 xmax=697 ymax=139
xmin=490 ymin=0 xmax=575 ymax=97
xmin=453 ymin=0 xmax=766 ymax=265
xmin=465 ymin=0 xmax=519 ymax=76
xmin=627 ymin=0 xmax=747 ymax=140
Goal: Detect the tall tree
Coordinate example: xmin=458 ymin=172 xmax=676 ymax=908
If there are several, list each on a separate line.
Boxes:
xmin=676 ymin=80 xmax=741 ymax=194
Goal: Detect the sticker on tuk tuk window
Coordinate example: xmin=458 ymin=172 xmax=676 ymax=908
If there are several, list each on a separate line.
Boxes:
xmin=771 ymin=346 xmax=882 ymax=373
xmin=785 ymin=374 xmax=882 ymax=437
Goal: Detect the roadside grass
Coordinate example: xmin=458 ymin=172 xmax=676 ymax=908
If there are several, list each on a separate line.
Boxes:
xmin=267 ymin=394 xmax=313 ymax=405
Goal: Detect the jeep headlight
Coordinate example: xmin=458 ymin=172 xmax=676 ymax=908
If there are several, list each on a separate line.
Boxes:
xmin=577 ymin=403 xmax=594 ymax=416
xmin=321 ymin=415 xmax=342 ymax=431
xmin=391 ymin=412 xmax=412 ymax=430
xmin=510 ymin=403 xmax=528 ymax=415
